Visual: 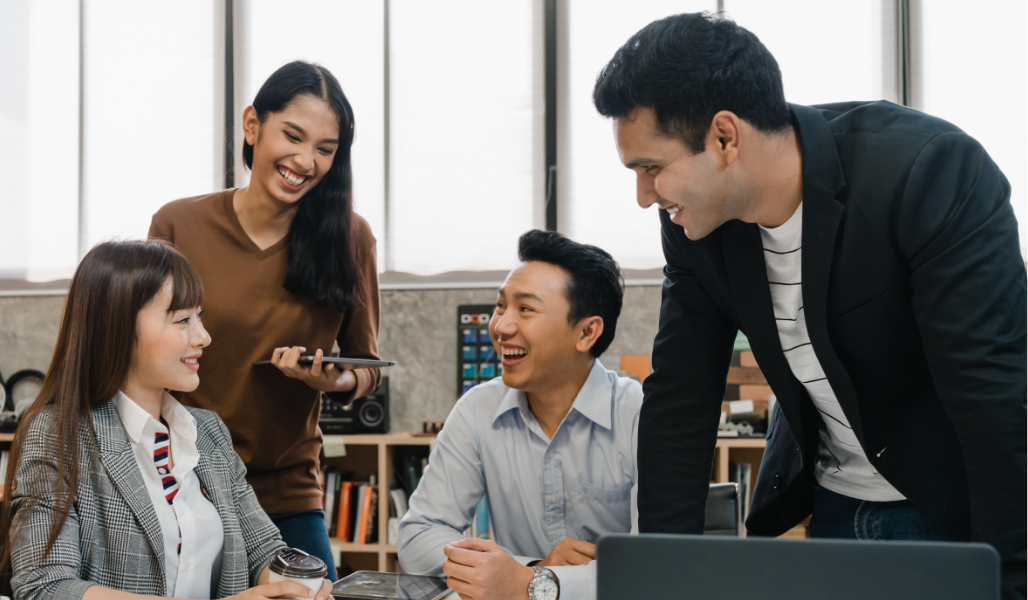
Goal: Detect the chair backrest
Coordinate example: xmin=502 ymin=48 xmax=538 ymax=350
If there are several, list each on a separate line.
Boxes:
xmin=703 ymin=482 xmax=739 ymax=536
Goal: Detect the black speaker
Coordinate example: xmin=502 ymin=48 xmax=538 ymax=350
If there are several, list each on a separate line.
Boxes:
xmin=319 ymin=377 xmax=389 ymax=434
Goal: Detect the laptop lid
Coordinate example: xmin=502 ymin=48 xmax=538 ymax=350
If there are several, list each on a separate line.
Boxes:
xmin=597 ymin=534 xmax=1000 ymax=600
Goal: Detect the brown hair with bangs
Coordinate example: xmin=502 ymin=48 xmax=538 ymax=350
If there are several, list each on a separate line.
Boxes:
xmin=0 ymin=240 xmax=203 ymax=568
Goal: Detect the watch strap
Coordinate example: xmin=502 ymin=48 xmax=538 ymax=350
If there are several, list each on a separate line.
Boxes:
xmin=529 ymin=566 xmax=560 ymax=600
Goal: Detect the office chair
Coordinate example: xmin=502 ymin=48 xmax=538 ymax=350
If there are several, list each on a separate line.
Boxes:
xmin=703 ymin=482 xmax=739 ymax=536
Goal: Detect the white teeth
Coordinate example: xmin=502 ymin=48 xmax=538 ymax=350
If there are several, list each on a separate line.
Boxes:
xmin=278 ymin=167 xmax=305 ymax=186
xmin=182 ymin=358 xmax=197 ymax=364
xmin=502 ymin=348 xmax=527 ymax=356
xmin=666 ymin=205 xmax=681 ymax=215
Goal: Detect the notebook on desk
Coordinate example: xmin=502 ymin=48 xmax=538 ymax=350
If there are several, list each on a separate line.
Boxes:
xmin=597 ymin=534 xmax=1000 ymax=600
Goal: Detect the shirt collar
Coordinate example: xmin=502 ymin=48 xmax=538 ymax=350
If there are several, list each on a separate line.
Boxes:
xmin=492 ymin=386 xmax=524 ymax=425
xmin=490 ymin=359 xmax=614 ymax=430
xmin=568 ymin=360 xmax=614 ymax=430
xmin=112 ymin=390 xmax=197 ymax=445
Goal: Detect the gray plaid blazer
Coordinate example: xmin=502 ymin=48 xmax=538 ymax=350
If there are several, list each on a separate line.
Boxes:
xmin=10 ymin=401 xmax=287 ymax=600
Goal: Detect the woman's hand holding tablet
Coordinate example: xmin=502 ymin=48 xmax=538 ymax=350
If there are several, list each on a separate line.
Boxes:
xmin=266 ymin=347 xmax=358 ymax=393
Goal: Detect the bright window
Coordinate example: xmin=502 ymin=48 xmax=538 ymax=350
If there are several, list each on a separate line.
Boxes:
xmin=81 ymin=2 xmax=221 ymax=253
xmin=0 ymin=4 xmax=1024 ymax=290
xmin=0 ymin=0 xmax=79 ymax=283
xmin=386 ymin=0 xmax=544 ymax=274
xmin=723 ymin=0 xmax=899 ymax=105
xmin=914 ymin=0 xmax=1027 ymax=256
xmin=559 ymin=1 xmax=716 ymax=270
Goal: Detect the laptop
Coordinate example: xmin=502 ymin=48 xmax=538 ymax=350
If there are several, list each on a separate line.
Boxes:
xmin=597 ymin=534 xmax=1000 ymax=600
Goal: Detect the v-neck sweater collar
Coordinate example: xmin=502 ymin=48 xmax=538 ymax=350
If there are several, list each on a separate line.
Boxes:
xmin=222 ymin=189 xmax=290 ymax=261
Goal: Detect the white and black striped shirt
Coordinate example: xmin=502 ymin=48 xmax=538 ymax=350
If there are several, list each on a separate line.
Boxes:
xmin=759 ymin=202 xmax=904 ymax=502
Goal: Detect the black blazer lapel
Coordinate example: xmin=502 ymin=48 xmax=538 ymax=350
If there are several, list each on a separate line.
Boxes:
xmin=92 ymin=402 xmax=167 ymax=592
xmin=722 ymin=222 xmax=812 ymax=453
xmin=791 ymin=103 xmax=868 ymax=449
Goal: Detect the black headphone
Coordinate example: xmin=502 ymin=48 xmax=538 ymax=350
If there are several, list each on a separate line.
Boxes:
xmin=3 ymin=369 xmax=45 ymax=413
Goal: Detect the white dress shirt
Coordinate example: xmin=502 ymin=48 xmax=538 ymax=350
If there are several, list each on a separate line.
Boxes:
xmin=113 ymin=391 xmax=226 ymax=599
xmin=759 ymin=202 xmax=904 ymax=501
xmin=398 ymin=360 xmax=641 ymax=600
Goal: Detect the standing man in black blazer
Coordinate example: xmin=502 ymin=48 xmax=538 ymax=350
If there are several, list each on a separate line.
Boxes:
xmin=592 ymin=12 xmax=1026 ymax=599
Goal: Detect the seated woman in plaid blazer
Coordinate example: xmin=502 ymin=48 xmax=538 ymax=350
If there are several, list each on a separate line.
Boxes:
xmin=0 ymin=240 xmax=333 ymax=600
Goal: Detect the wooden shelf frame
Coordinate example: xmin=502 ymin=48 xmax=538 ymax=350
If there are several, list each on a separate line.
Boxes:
xmin=321 ymin=433 xmax=434 ymax=572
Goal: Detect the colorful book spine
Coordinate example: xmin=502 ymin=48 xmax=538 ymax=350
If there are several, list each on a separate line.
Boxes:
xmin=336 ymin=481 xmax=353 ymax=540
xmin=357 ymin=484 xmax=373 ymax=544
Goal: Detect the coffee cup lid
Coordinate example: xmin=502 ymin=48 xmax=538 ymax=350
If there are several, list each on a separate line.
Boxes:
xmin=270 ymin=548 xmax=328 ymax=579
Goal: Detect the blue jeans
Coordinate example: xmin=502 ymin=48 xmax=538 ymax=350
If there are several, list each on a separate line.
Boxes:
xmin=808 ymin=485 xmax=959 ymax=541
xmin=268 ymin=510 xmax=338 ymax=582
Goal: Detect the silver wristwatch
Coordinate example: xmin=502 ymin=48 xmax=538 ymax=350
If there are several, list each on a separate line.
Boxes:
xmin=528 ymin=566 xmax=560 ymax=600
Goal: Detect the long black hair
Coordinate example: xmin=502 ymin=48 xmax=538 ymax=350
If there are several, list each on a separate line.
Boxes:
xmin=243 ymin=60 xmax=364 ymax=312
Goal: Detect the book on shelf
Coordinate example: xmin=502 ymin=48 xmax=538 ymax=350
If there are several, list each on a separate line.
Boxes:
xmin=386 ymin=481 xmax=408 ymax=545
xmin=394 ymin=454 xmax=429 ymax=504
xmin=352 ymin=479 xmax=377 ymax=545
xmin=364 ymin=484 xmax=377 ymax=544
xmin=0 ymin=450 xmax=9 ymax=485
xmin=322 ymin=467 xmax=390 ymax=542
xmin=389 ymin=484 xmax=409 ymax=520
xmin=323 ymin=471 xmax=339 ymax=532
xmin=336 ymin=481 xmax=355 ymax=540
xmin=353 ymin=486 xmax=366 ymax=544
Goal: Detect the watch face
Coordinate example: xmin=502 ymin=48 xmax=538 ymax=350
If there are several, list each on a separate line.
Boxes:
xmin=532 ymin=577 xmax=558 ymax=600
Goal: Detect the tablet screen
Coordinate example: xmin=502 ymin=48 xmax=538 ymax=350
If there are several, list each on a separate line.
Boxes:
xmin=252 ymin=357 xmax=395 ymax=368
xmin=331 ymin=571 xmax=449 ymax=600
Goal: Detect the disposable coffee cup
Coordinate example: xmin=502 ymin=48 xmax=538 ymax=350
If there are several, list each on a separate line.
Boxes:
xmin=268 ymin=548 xmax=327 ymax=599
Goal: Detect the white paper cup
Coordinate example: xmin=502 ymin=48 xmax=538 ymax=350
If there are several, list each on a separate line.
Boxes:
xmin=268 ymin=548 xmax=328 ymax=599
xmin=269 ymin=570 xmax=322 ymax=599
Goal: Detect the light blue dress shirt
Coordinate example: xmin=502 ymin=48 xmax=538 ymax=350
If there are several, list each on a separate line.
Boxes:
xmin=398 ymin=360 xmax=642 ymax=599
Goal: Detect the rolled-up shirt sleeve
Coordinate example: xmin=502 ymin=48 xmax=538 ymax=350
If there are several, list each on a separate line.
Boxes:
xmin=398 ymin=396 xmax=486 ymax=575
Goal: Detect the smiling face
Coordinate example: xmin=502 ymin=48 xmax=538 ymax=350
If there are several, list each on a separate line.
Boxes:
xmin=125 ymin=279 xmax=211 ymax=396
xmin=488 ymin=261 xmax=600 ymax=395
xmin=615 ymin=106 xmax=737 ymax=240
xmin=243 ymin=93 xmax=340 ymax=205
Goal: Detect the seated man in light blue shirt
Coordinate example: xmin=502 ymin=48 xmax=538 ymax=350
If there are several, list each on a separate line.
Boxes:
xmin=398 ymin=229 xmax=641 ymax=600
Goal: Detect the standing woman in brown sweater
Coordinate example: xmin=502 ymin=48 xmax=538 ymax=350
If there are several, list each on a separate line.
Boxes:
xmin=149 ymin=61 xmax=382 ymax=580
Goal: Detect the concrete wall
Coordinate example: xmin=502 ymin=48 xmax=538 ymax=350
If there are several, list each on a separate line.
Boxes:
xmin=0 ymin=285 xmax=662 ymax=433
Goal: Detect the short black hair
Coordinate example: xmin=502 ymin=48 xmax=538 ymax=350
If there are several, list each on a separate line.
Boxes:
xmin=517 ymin=230 xmax=624 ymax=358
xmin=593 ymin=12 xmax=792 ymax=153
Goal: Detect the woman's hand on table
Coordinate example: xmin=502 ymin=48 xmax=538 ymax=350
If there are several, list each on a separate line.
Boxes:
xmin=271 ymin=346 xmax=357 ymax=394
xmin=227 ymin=577 xmax=333 ymax=600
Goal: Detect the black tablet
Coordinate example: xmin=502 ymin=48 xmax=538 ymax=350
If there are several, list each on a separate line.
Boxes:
xmin=331 ymin=571 xmax=449 ymax=600
xmin=252 ymin=357 xmax=395 ymax=369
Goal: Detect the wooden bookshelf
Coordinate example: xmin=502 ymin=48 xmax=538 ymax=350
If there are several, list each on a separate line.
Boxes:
xmin=0 ymin=433 xmax=14 ymax=443
xmin=321 ymin=433 xmax=434 ymax=573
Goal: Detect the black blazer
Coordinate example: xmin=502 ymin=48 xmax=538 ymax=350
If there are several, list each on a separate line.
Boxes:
xmin=638 ymin=101 xmax=1026 ymax=598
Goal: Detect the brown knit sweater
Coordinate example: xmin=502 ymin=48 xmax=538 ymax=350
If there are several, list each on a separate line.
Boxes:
xmin=149 ymin=189 xmax=382 ymax=514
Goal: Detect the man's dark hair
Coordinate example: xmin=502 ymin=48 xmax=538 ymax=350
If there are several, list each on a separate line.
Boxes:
xmin=593 ymin=12 xmax=792 ymax=153
xmin=517 ymin=230 xmax=624 ymax=358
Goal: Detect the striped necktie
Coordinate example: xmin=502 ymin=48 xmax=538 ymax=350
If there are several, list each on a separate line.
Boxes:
xmin=153 ymin=431 xmax=182 ymax=555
